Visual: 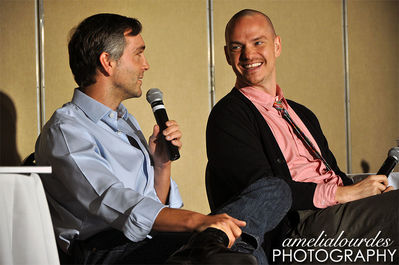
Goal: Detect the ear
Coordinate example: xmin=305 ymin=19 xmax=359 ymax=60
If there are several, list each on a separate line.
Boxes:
xmin=98 ymin=52 xmax=115 ymax=76
xmin=224 ymin=46 xmax=232 ymax=65
xmin=274 ymin=36 xmax=282 ymax=58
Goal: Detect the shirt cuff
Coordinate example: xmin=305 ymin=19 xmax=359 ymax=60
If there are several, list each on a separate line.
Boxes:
xmin=122 ymin=197 xmax=166 ymax=242
xmin=313 ymin=182 xmax=339 ymax=208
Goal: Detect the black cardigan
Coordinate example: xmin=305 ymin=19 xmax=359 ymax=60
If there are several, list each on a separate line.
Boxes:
xmin=206 ymin=88 xmax=352 ymax=211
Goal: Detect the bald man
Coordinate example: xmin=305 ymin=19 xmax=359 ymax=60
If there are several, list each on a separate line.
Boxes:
xmin=206 ymin=9 xmax=398 ymax=264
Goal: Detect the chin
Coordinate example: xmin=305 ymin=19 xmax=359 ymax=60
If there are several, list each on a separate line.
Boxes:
xmin=134 ymin=88 xmax=143 ymax=98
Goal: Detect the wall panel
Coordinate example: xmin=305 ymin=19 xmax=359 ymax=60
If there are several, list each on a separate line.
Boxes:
xmin=348 ymin=0 xmax=399 ymax=173
xmin=0 ymin=0 xmax=37 ymax=163
xmin=43 ymin=0 xmax=210 ymax=213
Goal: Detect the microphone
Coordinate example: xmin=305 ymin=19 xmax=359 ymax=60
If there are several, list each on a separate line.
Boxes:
xmin=376 ymin=147 xmax=399 ymax=176
xmin=146 ymin=88 xmax=180 ymax=161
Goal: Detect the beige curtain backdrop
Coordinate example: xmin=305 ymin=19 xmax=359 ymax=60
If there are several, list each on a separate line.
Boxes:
xmin=1 ymin=0 xmax=398 ymax=214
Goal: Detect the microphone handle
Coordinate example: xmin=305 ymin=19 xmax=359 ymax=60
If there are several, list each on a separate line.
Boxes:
xmin=153 ymin=107 xmax=180 ymax=161
xmin=376 ymin=156 xmax=398 ymax=176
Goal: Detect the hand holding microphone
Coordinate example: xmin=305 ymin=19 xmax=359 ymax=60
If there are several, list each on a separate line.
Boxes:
xmin=146 ymin=88 xmax=180 ymax=161
xmin=335 ymin=147 xmax=398 ymax=203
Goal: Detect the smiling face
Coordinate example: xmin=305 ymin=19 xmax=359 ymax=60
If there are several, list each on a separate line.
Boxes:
xmin=112 ymin=32 xmax=150 ymax=99
xmin=225 ymin=13 xmax=281 ymax=94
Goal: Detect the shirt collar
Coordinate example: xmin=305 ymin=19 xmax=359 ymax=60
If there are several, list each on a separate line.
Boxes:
xmin=239 ymin=84 xmax=288 ymax=111
xmin=71 ymin=88 xmax=128 ymax=123
xmin=116 ymin=104 xmax=128 ymax=120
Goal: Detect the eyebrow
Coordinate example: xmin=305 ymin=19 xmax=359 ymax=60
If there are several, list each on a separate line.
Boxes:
xmin=253 ymin=36 xmax=268 ymax=41
xmin=133 ymin=45 xmax=146 ymax=53
xmin=229 ymin=41 xmax=243 ymax=45
xmin=228 ymin=35 xmax=268 ymax=45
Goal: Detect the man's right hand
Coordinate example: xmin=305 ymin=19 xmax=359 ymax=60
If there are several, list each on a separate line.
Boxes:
xmin=153 ymin=208 xmax=246 ymax=248
xmin=196 ymin=213 xmax=246 ymax=248
xmin=335 ymin=174 xmax=394 ymax=203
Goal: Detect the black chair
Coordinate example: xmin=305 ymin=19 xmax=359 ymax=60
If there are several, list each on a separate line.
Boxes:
xmin=22 ymin=152 xmax=36 ymax=166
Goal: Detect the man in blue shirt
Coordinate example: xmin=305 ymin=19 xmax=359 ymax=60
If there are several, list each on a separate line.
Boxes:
xmin=36 ymin=13 xmax=290 ymax=264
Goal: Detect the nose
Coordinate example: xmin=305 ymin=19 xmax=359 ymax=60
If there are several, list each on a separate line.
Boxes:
xmin=143 ymin=56 xmax=150 ymax=71
xmin=240 ymin=46 xmax=254 ymax=61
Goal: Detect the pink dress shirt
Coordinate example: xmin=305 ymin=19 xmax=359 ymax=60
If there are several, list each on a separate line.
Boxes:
xmin=240 ymin=85 xmax=343 ymax=208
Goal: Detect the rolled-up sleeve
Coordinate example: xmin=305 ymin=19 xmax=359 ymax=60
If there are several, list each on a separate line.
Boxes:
xmin=313 ymin=179 xmax=342 ymax=209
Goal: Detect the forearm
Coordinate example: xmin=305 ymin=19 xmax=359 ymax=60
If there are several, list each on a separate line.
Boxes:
xmin=335 ymin=175 xmax=392 ymax=203
xmin=335 ymin=185 xmax=363 ymax=203
xmin=152 ymin=207 xmax=206 ymax=232
xmin=153 ymin=207 xmax=246 ymax=248
xmin=154 ymin=163 xmax=172 ymax=204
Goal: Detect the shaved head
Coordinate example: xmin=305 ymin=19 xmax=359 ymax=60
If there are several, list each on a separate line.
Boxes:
xmin=225 ymin=9 xmax=276 ymax=44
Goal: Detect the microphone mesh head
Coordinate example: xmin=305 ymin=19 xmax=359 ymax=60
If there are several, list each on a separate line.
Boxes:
xmin=146 ymin=88 xmax=163 ymax=104
xmin=388 ymin=147 xmax=399 ymax=160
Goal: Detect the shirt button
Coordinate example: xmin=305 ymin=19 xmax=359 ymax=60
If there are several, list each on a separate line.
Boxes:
xmin=117 ymin=131 xmax=122 ymax=135
xmin=109 ymin=112 xmax=115 ymax=119
xmin=276 ymin=158 xmax=283 ymax=164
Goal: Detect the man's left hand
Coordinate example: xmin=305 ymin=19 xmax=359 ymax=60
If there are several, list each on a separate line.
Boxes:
xmin=149 ymin=120 xmax=182 ymax=167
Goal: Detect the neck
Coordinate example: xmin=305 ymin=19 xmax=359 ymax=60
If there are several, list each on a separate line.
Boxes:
xmin=235 ymin=80 xmax=277 ymax=97
xmin=82 ymin=81 xmax=121 ymax=111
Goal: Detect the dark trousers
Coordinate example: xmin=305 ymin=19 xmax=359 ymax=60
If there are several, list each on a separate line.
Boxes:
xmin=273 ymin=190 xmax=399 ymax=264
xmin=69 ymin=230 xmax=191 ymax=264
xmin=66 ymin=177 xmax=292 ymax=265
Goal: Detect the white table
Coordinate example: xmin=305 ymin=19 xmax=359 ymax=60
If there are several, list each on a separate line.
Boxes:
xmin=0 ymin=170 xmax=59 ymax=265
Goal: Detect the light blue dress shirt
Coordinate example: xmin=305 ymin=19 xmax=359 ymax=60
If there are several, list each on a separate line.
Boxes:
xmin=35 ymin=89 xmax=183 ymax=252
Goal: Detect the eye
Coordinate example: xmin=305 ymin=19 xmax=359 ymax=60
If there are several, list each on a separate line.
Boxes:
xmin=136 ymin=48 xmax=145 ymax=56
xmin=255 ymin=41 xmax=263 ymax=45
xmin=135 ymin=51 xmax=144 ymax=57
xmin=230 ymin=44 xmax=242 ymax=51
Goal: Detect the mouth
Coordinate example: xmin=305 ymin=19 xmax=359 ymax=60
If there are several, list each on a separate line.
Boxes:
xmin=241 ymin=62 xmax=263 ymax=70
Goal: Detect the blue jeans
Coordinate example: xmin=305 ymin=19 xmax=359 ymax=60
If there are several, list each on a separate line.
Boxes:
xmin=213 ymin=177 xmax=292 ymax=265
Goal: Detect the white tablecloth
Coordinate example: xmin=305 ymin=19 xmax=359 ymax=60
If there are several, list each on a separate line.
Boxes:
xmin=0 ymin=173 xmax=59 ymax=265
